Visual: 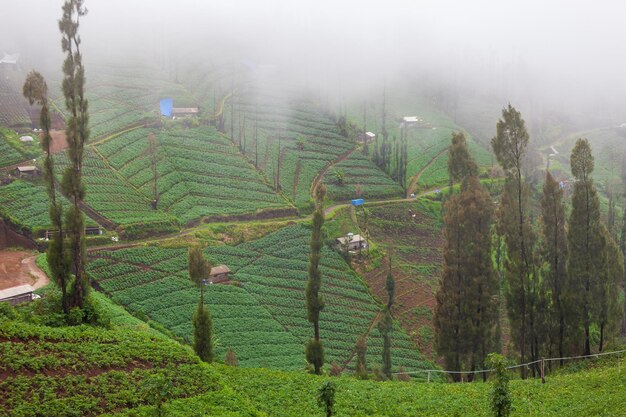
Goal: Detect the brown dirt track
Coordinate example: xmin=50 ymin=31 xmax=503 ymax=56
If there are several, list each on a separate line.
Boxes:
xmin=0 ymin=250 xmax=49 ymax=291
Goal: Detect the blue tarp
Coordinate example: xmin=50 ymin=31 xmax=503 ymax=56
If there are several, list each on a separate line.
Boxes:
xmin=351 ymin=198 xmax=364 ymax=206
xmin=159 ymin=98 xmax=173 ymax=117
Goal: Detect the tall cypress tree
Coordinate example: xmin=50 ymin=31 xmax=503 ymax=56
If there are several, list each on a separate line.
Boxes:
xmin=435 ymin=175 xmax=497 ymax=381
xmin=188 ymin=247 xmax=213 ymax=362
xmin=59 ymin=0 xmax=90 ymax=309
xmin=23 ymin=71 xmax=71 ymax=314
xmin=378 ymin=309 xmax=393 ymax=379
xmin=568 ymin=138 xmax=605 ymax=356
xmin=491 ymin=105 xmax=536 ymax=378
xmin=540 ymin=171 xmax=569 ymax=364
xmin=306 ymin=184 xmax=326 ymax=374
xmin=448 ymin=131 xmax=478 ymax=193
xmin=598 ymin=227 xmax=624 ymax=351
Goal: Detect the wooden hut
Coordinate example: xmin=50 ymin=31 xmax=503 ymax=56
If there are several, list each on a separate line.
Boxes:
xmin=0 ymin=285 xmax=37 ymax=306
xmin=208 ymin=265 xmax=231 ymax=284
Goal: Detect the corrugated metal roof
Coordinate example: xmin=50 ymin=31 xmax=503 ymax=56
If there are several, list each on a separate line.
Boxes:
xmin=210 ymin=265 xmax=230 ymax=275
xmin=336 ymin=234 xmax=365 ymax=244
xmin=0 ymin=285 xmax=34 ymax=300
xmin=17 ymin=166 xmax=37 ymax=172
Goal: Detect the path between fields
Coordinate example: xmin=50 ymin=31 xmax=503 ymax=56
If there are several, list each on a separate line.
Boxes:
xmin=405 ymin=146 xmax=449 ymax=197
xmin=0 ymin=251 xmax=49 ymax=290
xmin=311 ymin=147 xmax=356 ymax=196
xmin=341 ymin=309 xmax=383 ymax=371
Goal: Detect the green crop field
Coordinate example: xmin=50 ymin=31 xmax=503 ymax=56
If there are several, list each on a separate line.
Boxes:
xmin=324 ymin=151 xmax=404 ymax=200
xmin=0 ymin=317 xmax=261 ymax=417
xmin=0 ymin=180 xmax=96 ymax=234
xmin=0 ymin=69 xmax=32 ymax=129
xmin=225 ymin=89 xmax=363 ymax=208
xmin=54 ymin=148 xmax=177 ymax=236
xmin=95 ymin=126 xmax=290 ymax=225
xmin=87 ymin=224 xmax=432 ymax=374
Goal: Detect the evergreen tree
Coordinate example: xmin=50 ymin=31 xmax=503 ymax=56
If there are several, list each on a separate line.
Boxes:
xmin=188 ymin=247 xmax=213 ymax=362
xmin=491 ymin=105 xmax=536 ymax=378
xmin=435 ymin=176 xmax=497 ymax=381
xmin=23 ymin=71 xmax=71 ymax=314
xmin=568 ymin=138 xmax=605 ymax=356
xmin=59 ymin=0 xmax=90 ymax=309
xmin=486 ymin=353 xmax=512 ymax=417
xmin=385 ymin=260 xmax=395 ymax=310
xmin=598 ymin=227 xmax=624 ymax=351
xmin=355 ymin=336 xmax=368 ymax=379
xmin=306 ymin=184 xmax=326 ymax=374
xmin=377 ymin=308 xmax=393 ymax=379
xmin=317 ymin=381 xmax=336 ymax=417
xmin=448 ymin=131 xmax=478 ymax=192
xmin=540 ymin=171 xmax=569 ymax=363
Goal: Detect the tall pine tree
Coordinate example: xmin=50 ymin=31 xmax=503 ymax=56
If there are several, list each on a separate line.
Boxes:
xmin=540 ymin=171 xmax=569 ymax=363
xmin=188 ymin=247 xmax=214 ymax=362
xmin=568 ymin=138 xmax=605 ymax=356
xmin=23 ymin=71 xmax=71 ymax=314
xmin=491 ymin=105 xmax=537 ymax=378
xmin=435 ymin=175 xmax=497 ymax=381
xmin=59 ymin=0 xmax=90 ymax=309
xmin=306 ymin=184 xmax=326 ymax=374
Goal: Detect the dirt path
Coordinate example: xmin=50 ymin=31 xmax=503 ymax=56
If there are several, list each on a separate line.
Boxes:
xmin=49 ymin=130 xmax=68 ymax=154
xmin=0 ymin=251 xmax=49 ymax=290
xmin=405 ymin=146 xmax=449 ymax=197
xmin=311 ymin=147 xmax=355 ymax=196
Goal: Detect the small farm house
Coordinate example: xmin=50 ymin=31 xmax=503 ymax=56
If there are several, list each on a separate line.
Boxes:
xmin=0 ymin=285 xmax=39 ymax=306
xmin=335 ymin=233 xmax=367 ymax=251
xmin=208 ymin=265 xmax=231 ymax=284
xmin=16 ymin=166 xmax=39 ymax=178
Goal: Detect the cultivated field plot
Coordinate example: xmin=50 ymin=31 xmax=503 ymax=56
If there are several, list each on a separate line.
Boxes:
xmin=324 ymin=151 xmax=404 ymax=201
xmin=0 ymin=70 xmax=31 ymax=129
xmin=0 ymin=180 xmax=95 ymax=234
xmin=359 ymin=199 xmax=444 ymax=355
xmin=225 ymin=89 xmax=361 ymax=208
xmin=0 ymin=130 xmax=25 ymax=167
xmin=51 ymin=64 xmax=202 ymax=141
xmin=0 ymin=319 xmax=254 ymax=417
xmin=96 ymin=126 xmax=290 ymax=225
xmin=88 ymin=224 xmax=430 ymax=373
xmin=54 ymin=149 xmax=176 ymax=235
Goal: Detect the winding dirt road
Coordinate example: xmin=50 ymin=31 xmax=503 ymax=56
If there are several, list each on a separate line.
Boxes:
xmin=0 ymin=251 xmax=49 ymax=290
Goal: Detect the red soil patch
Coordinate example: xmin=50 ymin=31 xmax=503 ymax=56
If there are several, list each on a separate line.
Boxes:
xmin=0 ymin=250 xmax=49 ymax=291
xmin=356 ymin=202 xmax=444 ymax=357
xmin=49 ymin=129 xmax=68 ymax=154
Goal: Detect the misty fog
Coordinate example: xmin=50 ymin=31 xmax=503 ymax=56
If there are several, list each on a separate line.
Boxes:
xmin=2 ymin=0 xmax=626 ymax=127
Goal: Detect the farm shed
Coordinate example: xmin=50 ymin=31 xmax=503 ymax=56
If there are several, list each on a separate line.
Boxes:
xmin=172 ymin=107 xmax=199 ymax=117
xmin=336 ymin=234 xmax=367 ymax=251
xmin=359 ymin=131 xmax=376 ymax=142
xmin=209 ymin=265 xmax=231 ymax=284
xmin=0 ymin=284 xmax=38 ymax=306
xmin=20 ymin=136 xmax=33 ymax=143
xmin=16 ymin=166 xmax=39 ymax=178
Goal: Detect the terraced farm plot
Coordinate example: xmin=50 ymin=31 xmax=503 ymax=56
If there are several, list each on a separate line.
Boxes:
xmin=324 ymin=152 xmax=404 ymax=201
xmin=95 ymin=126 xmax=291 ymax=225
xmin=0 ymin=180 xmax=96 ymax=234
xmin=358 ymin=199 xmax=444 ymax=355
xmin=0 ymin=70 xmax=32 ymax=129
xmin=0 ymin=319 xmax=260 ymax=417
xmin=226 ymin=90 xmax=357 ymax=208
xmin=0 ymin=133 xmax=24 ymax=167
xmin=88 ymin=224 xmax=432 ymax=374
xmin=54 ymin=148 xmax=176 ymax=236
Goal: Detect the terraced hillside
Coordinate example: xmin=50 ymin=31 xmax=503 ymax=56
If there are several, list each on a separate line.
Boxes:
xmin=87 ymin=224 xmax=432 ymax=374
xmin=0 ymin=318 xmax=261 ymax=417
xmin=348 ymin=92 xmax=492 ymax=194
xmin=95 ymin=126 xmax=291 ymax=225
xmin=54 ymin=148 xmax=177 ymax=237
xmin=0 ymin=68 xmax=32 ymax=129
xmin=51 ymin=64 xmax=204 ymax=141
xmin=0 ymin=180 xmax=97 ymax=235
xmin=225 ymin=87 xmax=403 ymax=208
